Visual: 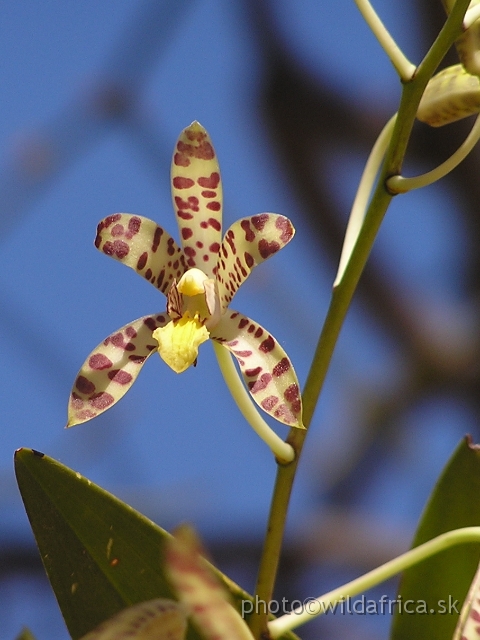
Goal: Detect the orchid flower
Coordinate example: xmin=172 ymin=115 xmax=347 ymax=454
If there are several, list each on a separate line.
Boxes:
xmin=68 ymin=122 xmax=303 ymax=441
xmin=79 ymin=525 xmax=254 ymax=640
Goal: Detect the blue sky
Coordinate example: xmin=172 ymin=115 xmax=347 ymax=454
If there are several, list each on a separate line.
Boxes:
xmin=0 ymin=1 xmax=475 ymax=638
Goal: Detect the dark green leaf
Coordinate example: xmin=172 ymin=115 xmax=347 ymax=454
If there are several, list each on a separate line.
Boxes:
xmin=390 ymin=436 xmax=480 ymax=640
xmin=15 ymin=448 xmax=299 ymax=640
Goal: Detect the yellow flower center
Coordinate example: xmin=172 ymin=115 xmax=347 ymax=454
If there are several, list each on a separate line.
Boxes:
xmin=152 ymin=313 xmax=209 ymax=374
xmin=153 ymin=268 xmax=217 ymax=374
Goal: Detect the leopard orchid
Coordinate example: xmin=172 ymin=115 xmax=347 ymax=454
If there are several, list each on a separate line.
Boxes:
xmin=68 ymin=122 xmax=303 ymax=457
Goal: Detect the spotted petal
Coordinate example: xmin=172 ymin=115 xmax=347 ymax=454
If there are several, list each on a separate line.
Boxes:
xmin=211 ymin=310 xmax=303 ymax=428
xmin=67 ymin=314 xmax=169 ymax=426
xmin=94 ymin=214 xmax=186 ymax=295
xmin=166 ymin=525 xmax=254 ymax=640
xmin=215 ymin=214 xmax=295 ymax=312
xmin=171 ymin=122 xmax=223 ymax=277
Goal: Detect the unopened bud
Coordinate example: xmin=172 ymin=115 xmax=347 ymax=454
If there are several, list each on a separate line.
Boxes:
xmin=417 ymin=64 xmax=480 ymax=126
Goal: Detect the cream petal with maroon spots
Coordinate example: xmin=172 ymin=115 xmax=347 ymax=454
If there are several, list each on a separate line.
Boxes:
xmin=215 ymin=214 xmax=295 ymax=312
xmin=171 ymin=122 xmax=223 ymax=277
xmin=67 ymin=314 xmax=169 ymax=427
xmin=94 ymin=214 xmax=186 ymax=295
xmin=211 ymin=310 xmax=303 ymax=428
xmin=166 ymin=525 xmax=254 ymax=640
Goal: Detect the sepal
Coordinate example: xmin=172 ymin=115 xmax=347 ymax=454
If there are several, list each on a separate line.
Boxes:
xmin=68 ymin=314 xmax=169 ymax=426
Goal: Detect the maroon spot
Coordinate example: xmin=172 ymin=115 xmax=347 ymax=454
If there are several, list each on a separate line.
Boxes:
xmin=111 ymin=333 xmax=125 ymax=347
xmin=167 ymin=237 xmax=176 ymax=256
xmin=233 ymin=350 xmax=252 ymax=357
xmin=209 ymin=242 xmax=220 ymax=253
xmin=108 ymin=369 xmax=133 ymax=385
xmin=129 ymin=354 xmax=147 ymax=363
xmin=184 ymin=246 xmax=196 ymax=257
xmin=125 ymin=326 xmax=137 ymax=338
xmin=241 ymin=219 xmax=255 ymax=242
xmin=144 ymin=317 xmax=158 ymax=331
xmin=175 ymin=195 xmax=199 ymax=211
xmin=208 ymin=217 xmax=221 ymax=231
xmin=244 ymin=252 xmax=254 ymax=268
xmin=152 ymin=227 xmax=163 ymax=252
xmin=137 ymin=252 xmax=148 ymax=270
xmin=284 ymin=384 xmax=300 ymax=402
xmin=89 ymin=353 xmax=113 ymax=370
xmin=258 ymin=239 xmax=280 ymax=259
xmin=276 ymin=216 xmax=294 ymax=242
xmin=196 ymin=241 xmax=204 ymax=248
xmin=77 ymin=409 xmax=97 ymax=421
xmin=90 ymin=392 xmax=114 ymax=410
xmin=238 ymin=318 xmax=249 ymax=329
xmin=245 ymin=366 xmax=262 ymax=377
xmin=103 ymin=240 xmax=129 ymax=259
xmin=248 ymin=373 xmax=272 ymax=393
xmin=156 ymin=314 xmax=166 ymax=322
xmin=177 ymin=210 xmax=193 ymax=220
xmin=471 ymin=609 xmax=480 ymax=622
xmin=76 ymin=376 xmax=95 ymax=395
xmin=94 ymin=233 xmax=102 ymax=248
xmin=201 ymin=190 xmax=216 ymax=198
xmin=174 ymin=151 xmax=190 ymax=167
xmin=259 ymin=336 xmax=275 ymax=353
xmin=198 ymin=172 xmax=220 ymax=188
xmin=274 ymin=404 xmax=295 ymax=423
xmin=248 ymin=324 xmax=255 ymax=333
xmin=70 ymin=392 xmax=84 ymax=409
xmin=226 ymin=230 xmax=236 ymax=255
xmin=145 ymin=268 xmax=153 ymax=280
xmin=273 ymin=358 xmax=291 ymax=377
xmin=103 ymin=214 xmax=122 ymax=227
xmin=236 ymin=256 xmax=247 ymax=277
xmin=173 ymin=176 xmax=195 ymax=189
xmin=182 ymin=227 xmax=193 ymax=239
xmin=128 ymin=216 xmax=141 ymax=235
xmin=227 ymin=339 xmax=239 ymax=346
xmin=206 ymin=201 xmax=221 ymax=211
xmin=203 ymin=254 xmax=209 ymax=261
xmin=156 ymin=269 xmax=165 ymax=289
xmin=252 ymin=214 xmax=269 ymax=230
xmin=176 ymin=139 xmax=215 ymax=161
xmin=261 ymin=396 xmax=279 ymax=411
xmin=111 ymin=224 xmax=124 ymax=236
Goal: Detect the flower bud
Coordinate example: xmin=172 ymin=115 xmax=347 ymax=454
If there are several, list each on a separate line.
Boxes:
xmin=417 ymin=64 xmax=480 ymax=126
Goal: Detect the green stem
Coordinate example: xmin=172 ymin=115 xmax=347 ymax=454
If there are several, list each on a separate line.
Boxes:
xmin=268 ymin=526 xmax=480 ymax=637
xmin=334 ymin=113 xmax=397 ymax=287
xmin=248 ymin=3 xmax=471 ymax=639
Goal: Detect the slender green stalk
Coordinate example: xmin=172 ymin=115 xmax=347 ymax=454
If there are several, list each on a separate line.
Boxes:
xmin=334 ymin=113 xmax=396 ymax=287
xmin=212 ymin=342 xmax=295 ymax=463
xmin=268 ymin=527 xmax=480 ymax=637
xmin=388 ymin=112 xmax=480 ymax=193
xmin=248 ymin=2 xmax=471 ymax=638
xmin=354 ymin=0 xmax=416 ymax=81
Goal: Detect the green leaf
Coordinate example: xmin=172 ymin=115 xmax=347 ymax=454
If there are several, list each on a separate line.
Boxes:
xmin=14 ymin=448 xmax=299 ymax=640
xmin=390 ymin=437 xmax=480 ymax=640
